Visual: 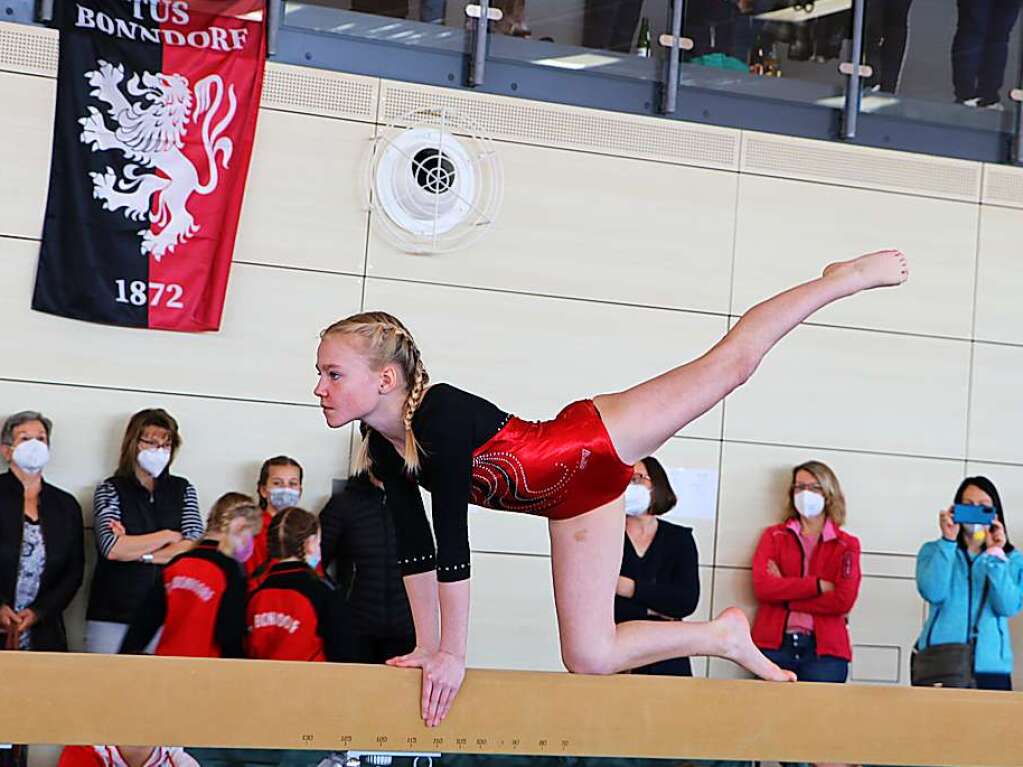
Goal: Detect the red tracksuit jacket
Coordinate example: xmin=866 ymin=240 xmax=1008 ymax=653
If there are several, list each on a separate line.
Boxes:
xmin=750 ymin=519 xmax=862 ymax=660
xmin=246 ymin=560 xmax=352 ymax=662
xmin=121 ymin=539 xmax=247 ymax=658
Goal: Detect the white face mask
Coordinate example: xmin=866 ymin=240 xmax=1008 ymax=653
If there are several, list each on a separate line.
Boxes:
xmin=12 ymin=439 xmax=50 ymax=475
xmin=624 ymin=484 xmax=652 ymax=516
xmin=138 ymin=447 xmax=171 ymax=478
xmin=794 ymin=490 xmax=825 ymax=519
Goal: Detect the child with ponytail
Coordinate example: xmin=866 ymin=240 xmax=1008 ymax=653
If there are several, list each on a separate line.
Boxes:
xmin=121 ymin=492 xmax=261 ymax=658
xmin=246 ymin=507 xmax=352 ymax=662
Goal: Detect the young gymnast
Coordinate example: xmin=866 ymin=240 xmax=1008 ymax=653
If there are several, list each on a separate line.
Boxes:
xmin=313 ymin=249 xmax=909 ymax=727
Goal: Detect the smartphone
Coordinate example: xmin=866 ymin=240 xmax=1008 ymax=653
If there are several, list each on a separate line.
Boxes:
xmin=952 ymin=504 xmax=996 ymax=526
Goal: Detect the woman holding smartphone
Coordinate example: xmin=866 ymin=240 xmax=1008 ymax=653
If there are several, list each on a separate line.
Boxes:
xmin=915 ymin=476 xmax=1023 ymax=690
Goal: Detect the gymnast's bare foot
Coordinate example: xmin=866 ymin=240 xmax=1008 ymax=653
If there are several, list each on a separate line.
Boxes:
xmin=715 ymin=607 xmax=797 ymax=682
xmin=823 ymin=249 xmax=909 ymax=291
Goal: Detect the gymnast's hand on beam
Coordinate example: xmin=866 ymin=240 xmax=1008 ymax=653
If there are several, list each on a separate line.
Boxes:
xmin=386 ymin=646 xmax=466 ymax=727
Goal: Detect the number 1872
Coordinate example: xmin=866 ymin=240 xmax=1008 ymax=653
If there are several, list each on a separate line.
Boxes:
xmin=115 ymin=280 xmax=185 ymax=309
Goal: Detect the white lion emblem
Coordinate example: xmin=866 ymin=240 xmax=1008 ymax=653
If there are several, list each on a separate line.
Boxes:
xmin=79 ymin=60 xmax=238 ymax=260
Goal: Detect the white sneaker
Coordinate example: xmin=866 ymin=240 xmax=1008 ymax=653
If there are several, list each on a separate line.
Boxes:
xmin=959 ymin=97 xmax=981 ymax=107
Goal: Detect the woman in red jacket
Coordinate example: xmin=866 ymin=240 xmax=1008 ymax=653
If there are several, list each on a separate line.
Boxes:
xmin=751 ymin=460 xmax=862 ymax=682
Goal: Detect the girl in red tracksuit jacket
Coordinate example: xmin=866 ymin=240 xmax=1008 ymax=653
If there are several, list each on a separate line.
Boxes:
xmin=751 ymin=460 xmax=862 ymax=682
xmin=121 ymin=493 xmax=262 ymax=658
xmin=246 ymin=507 xmax=352 ymax=662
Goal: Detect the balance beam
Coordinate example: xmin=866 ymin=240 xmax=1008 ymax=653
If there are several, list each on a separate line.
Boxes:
xmin=1 ymin=653 xmax=1019 ymax=765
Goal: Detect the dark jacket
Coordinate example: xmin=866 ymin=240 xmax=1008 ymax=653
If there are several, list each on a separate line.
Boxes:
xmin=246 ymin=560 xmax=354 ymax=662
xmin=615 ymin=519 xmax=700 ymax=624
xmin=86 ymin=473 xmax=192 ymax=624
xmin=320 ymin=474 xmax=414 ymax=639
xmin=0 ymin=471 xmax=84 ymax=651
xmin=122 ymin=540 xmax=247 ymax=658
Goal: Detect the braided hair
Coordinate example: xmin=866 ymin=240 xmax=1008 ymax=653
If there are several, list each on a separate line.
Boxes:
xmin=320 ymin=311 xmax=429 ymax=474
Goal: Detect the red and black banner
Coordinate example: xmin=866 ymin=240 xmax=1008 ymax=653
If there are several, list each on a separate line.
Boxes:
xmin=34 ymin=0 xmax=266 ymax=332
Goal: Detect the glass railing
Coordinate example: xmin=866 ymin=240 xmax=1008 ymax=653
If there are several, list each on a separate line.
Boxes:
xmin=272 ymin=0 xmax=1023 ymax=158
xmin=281 ymin=1 xmax=470 ymax=56
xmin=855 ymin=0 xmax=1022 ymax=132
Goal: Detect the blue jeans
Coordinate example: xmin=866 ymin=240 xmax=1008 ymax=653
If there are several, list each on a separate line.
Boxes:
xmin=762 ymin=633 xmax=849 ymax=683
xmin=976 ymin=672 xmax=1013 ymax=690
xmin=952 ymin=0 xmax=1023 ymax=103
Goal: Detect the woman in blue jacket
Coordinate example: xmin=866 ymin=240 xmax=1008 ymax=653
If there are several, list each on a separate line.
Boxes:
xmin=916 ymin=476 xmax=1023 ymax=690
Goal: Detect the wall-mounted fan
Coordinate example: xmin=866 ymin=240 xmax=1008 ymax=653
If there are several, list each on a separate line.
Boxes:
xmin=365 ymin=107 xmax=503 ymax=254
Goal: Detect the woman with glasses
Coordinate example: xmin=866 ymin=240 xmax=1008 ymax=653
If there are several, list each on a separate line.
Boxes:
xmin=750 ymin=460 xmax=862 ymax=683
xmin=84 ymin=409 xmax=204 ymax=653
xmin=615 ymin=455 xmax=700 ymax=676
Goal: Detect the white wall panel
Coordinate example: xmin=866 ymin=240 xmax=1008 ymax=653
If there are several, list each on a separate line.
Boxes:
xmin=649 ymin=437 xmax=721 ymax=565
xmin=368 ymin=141 xmax=737 ymax=314
xmin=235 ymin=111 xmax=372 ymax=275
xmin=0 ymin=71 xmax=53 ymax=239
xmin=968 ymin=342 xmax=1023 ymax=464
xmin=732 ymin=175 xmax=978 ymax=338
xmin=975 ymin=205 xmax=1023 ymax=345
xmin=723 ymin=324 xmax=971 ymax=459
xmin=0 ymin=237 xmax=364 ymax=405
xmin=717 ymin=442 xmax=965 ymax=568
xmin=848 ymin=576 xmax=924 ymax=686
xmin=468 ymin=551 xmax=563 ymax=671
xmin=362 ymin=278 xmax=727 ymax=439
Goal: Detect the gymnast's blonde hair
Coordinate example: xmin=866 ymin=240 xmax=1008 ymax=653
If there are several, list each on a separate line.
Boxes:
xmin=321 ymin=311 xmax=429 ymax=474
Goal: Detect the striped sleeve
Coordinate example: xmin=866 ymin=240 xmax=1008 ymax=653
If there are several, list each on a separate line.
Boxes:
xmin=180 ymin=483 xmax=204 ymax=541
xmin=93 ymin=481 xmax=122 ymax=559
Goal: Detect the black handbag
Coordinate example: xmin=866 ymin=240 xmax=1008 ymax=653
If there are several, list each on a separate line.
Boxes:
xmin=910 ymin=579 xmax=988 ymax=689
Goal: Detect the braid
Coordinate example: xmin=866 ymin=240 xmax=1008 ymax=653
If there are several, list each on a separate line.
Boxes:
xmin=322 ymin=311 xmax=429 ymax=475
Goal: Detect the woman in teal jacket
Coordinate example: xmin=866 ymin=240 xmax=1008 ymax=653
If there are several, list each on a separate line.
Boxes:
xmin=916 ymin=476 xmax=1023 ymax=690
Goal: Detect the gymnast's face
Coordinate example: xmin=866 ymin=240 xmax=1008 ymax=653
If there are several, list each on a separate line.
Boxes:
xmin=314 ymin=334 xmax=384 ymax=429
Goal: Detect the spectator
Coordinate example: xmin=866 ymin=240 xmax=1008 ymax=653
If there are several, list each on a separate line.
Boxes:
xmin=915 ymin=476 xmax=1023 ymax=690
xmin=863 ymin=0 xmax=914 ymax=94
xmin=614 ymin=456 xmax=699 ymax=677
xmin=85 ymin=409 xmax=203 ymax=654
xmin=952 ymin=0 xmax=1023 ymax=107
xmin=249 ymin=456 xmax=304 ymax=588
xmin=349 ymin=1 xmax=447 ymax=23
xmin=583 ymin=0 xmax=642 ymax=52
xmin=57 ymin=746 xmax=198 ymax=767
xmin=0 ymin=411 xmax=84 ymax=651
xmin=247 ymin=508 xmax=352 ymax=662
xmin=752 ymin=460 xmax=862 ymax=683
xmin=121 ymin=493 xmax=261 ymax=658
xmin=320 ymin=469 xmax=415 ymax=664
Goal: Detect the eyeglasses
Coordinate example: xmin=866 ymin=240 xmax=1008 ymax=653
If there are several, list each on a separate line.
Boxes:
xmin=139 ymin=437 xmax=173 ymax=451
xmin=793 ymin=483 xmax=823 ymax=493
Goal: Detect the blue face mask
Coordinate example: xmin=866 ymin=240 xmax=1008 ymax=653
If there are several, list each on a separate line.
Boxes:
xmin=306 ymin=550 xmax=321 ymax=570
xmin=268 ymin=487 xmax=301 ymax=511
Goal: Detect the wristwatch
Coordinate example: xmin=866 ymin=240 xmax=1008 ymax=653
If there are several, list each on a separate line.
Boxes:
xmin=140 ymin=553 xmax=155 ymax=564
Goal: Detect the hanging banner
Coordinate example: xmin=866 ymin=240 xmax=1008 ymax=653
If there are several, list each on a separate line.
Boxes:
xmin=33 ymin=0 xmax=266 ymax=332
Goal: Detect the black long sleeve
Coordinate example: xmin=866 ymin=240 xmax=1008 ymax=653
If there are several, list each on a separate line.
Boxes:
xmin=120 ymin=580 xmax=166 ymax=653
xmin=32 ymin=495 xmax=85 ymax=623
xmin=367 ymin=384 xmax=508 ymax=584
xmin=615 ymin=522 xmax=700 ymax=623
xmin=215 ymin=565 xmax=247 ymax=659
xmin=319 ymin=492 xmax=354 ymax=596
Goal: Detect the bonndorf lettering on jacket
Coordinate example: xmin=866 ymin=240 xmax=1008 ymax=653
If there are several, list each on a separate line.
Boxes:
xmin=168 ymin=575 xmax=215 ymax=602
xmin=253 ymin=612 xmax=301 ymax=634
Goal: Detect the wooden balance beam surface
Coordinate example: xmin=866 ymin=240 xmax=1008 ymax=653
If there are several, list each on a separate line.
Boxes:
xmin=1 ymin=652 xmax=1021 ymax=765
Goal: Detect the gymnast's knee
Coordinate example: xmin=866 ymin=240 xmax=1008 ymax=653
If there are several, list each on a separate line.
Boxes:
xmin=561 ymin=645 xmax=618 ymax=675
